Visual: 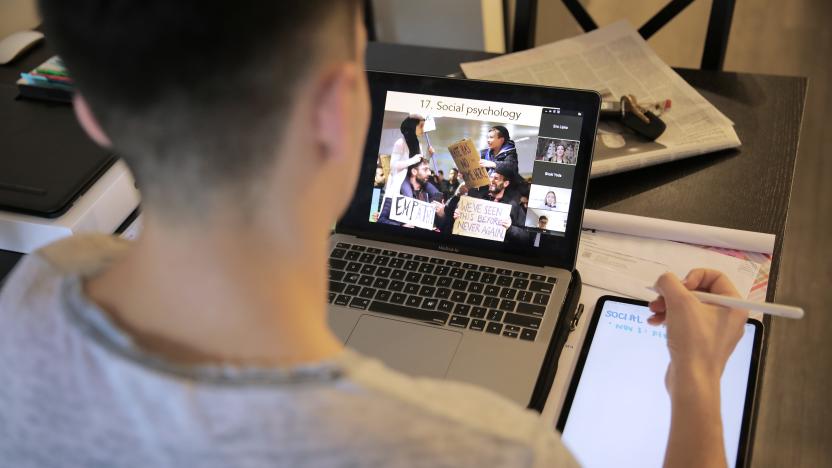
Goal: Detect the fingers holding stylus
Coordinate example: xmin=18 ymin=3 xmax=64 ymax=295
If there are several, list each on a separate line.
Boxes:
xmin=647 ymin=269 xmax=741 ymax=326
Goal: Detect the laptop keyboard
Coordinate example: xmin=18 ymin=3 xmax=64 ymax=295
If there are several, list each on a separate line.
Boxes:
xmin=328 ymin=242 xmax=557 ymax=342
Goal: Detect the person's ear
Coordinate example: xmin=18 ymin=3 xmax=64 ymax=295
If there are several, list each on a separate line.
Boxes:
xmin=73 ymin=93 xmax=112 ymax=148
xmin=313 ymin=62 xmax=365 ymax=163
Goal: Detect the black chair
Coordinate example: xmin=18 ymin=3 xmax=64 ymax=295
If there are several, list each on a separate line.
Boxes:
xmin=505 ymin=0 xmax=736 ymax=71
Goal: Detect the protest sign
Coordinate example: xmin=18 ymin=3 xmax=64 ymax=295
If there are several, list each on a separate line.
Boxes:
xmin=448 ymin=138 xmax=489 ymax=188
xmin=390 ymin=196 xmax=437 ymax=230
xmin=378 ymin=154 xmax=391 ymax=180
xmin=452 ymin=196 xmax=512 ymax=242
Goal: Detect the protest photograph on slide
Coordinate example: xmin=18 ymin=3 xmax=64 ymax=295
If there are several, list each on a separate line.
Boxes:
xmin=367 ymin=91 xmax=585 ymax=246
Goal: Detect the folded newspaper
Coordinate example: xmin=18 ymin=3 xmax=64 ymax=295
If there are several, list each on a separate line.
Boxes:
xmin=460 ymin=21 xmax=741 ymax=177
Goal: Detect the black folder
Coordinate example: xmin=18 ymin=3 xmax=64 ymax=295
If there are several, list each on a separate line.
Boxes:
xmin=0 ymin=85 xmax=115 ymax=218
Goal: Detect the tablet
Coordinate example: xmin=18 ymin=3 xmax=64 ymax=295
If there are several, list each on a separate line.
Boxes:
xmin=557 ymin=296 xmax=763 ymax=468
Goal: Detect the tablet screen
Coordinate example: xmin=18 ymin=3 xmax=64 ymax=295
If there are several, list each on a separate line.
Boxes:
xmin=559 ymin=299 xmax=759 ymax=468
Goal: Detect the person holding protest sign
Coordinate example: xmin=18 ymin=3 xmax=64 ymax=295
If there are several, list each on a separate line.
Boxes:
xmin=401 ymin=159 xmax=441 ymax=204
xmin=478 ymin=125 xmax=519 ymax=175
xmin=466 ymin=126 xmax=520 ymax=200
xmin=386 ymin=115 xmax=435 ymax=194
xmin=378 ymin=158 xmax=446 ymax=227
xmin=376 ymin=115 xmax=436 ymax=224
xmin=453 ymin=165 xmax=527 ymax=243
xmin=486 ymin=166 xmax=528 ymax=243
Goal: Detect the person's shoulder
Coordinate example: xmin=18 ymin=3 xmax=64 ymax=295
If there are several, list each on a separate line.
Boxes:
xmin=0 ymin=234 xmax=128 ymax=318
xmin=339 ymin=351 xmax=579 ymax=467
xmin=503 ymin=192 xmax=522 ymax=205
xmin=0 ymin=248 xmax=60 ymax=319
xmin=399 ymin=176 xmax=411 ymax=191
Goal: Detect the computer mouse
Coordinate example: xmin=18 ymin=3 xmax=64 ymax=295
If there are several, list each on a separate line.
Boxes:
xmin=0 ymin=30 xmax=44 ymax=65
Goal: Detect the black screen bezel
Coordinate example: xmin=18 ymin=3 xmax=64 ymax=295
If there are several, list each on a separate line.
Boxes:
xmin=555 ymin=295 xmax=764 ymax=468
xmin=336 ymin=71 xmax=600 ymax=270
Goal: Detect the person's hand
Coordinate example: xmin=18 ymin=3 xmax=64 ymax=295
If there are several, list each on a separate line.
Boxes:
xmin=479 ymin=160 xmax=496 ymax=168
xmin=457 ymin=185 xmax=469 ymax=196
xmin=410 ymin=155 xmax=423 ymax=165
xmin=432 ymin=201 xmax=445 ymax=217
xmin=453 ymin=210 xmax=461 ymax=220
xmin=648 ymin=269 xmax=749 ymax=395
xmin=402 ymin=223 xmax=414 ymax=228
xmin=500 ymin=217 xmax=511 ymax=229
xmin=428 ymin=146 xmax=435 ymax=156
xmin=371 ymin=212 xmax=380 ymax=222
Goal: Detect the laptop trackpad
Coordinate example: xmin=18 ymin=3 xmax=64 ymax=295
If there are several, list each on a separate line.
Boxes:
xmin=346 ymin=315 xmax=462 ymax=379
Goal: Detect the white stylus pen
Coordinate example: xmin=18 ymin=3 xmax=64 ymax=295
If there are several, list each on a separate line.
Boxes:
xmin=646 ymin=287 xmax=805 ymax=320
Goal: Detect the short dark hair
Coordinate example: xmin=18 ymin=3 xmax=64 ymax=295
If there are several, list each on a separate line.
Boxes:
xmin=494 ymin=164 xmax=516 ymax=181
xmin=438 ymin=170 xmax=444 ymax=175
xmin=38 ymin=0 xmax=360 ymax=216
xmin=539 ymin=216 xmax=548 ymax=222
xmin=490 ymin=125 xmax=510 ymax=141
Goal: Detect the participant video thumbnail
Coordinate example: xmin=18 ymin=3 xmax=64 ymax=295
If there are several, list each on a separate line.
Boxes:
xmin=535 ymin=137 xmax=579 ymax=164
xmin=527 ymin=185 xmax=571 ymax=213
xmin=525 ymin=208 xmax=568 ymax=233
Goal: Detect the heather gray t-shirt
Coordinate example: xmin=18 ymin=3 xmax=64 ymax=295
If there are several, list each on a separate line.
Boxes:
xmin=0 ymin=235 xmax=578 ymax=467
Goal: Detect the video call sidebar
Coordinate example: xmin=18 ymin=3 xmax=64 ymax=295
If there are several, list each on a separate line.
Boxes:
xmin=528 ymin=108 xmax=583 ymax=235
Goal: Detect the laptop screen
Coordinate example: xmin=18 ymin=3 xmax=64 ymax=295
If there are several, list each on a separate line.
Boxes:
xmin=369 ymin=91 xmax=584 ymax=245
xmin=338 ymin=72 xmax=600 ymax=269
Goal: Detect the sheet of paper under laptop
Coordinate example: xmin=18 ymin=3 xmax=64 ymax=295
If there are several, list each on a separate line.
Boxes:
xmin=461 ymin=21 xmax=741 ymax=177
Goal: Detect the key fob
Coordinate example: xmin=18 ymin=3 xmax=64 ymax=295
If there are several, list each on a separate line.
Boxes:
xmin=622 ymin=110 xmax=666 ymax=140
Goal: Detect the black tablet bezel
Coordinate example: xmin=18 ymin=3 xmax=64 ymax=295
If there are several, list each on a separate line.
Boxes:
xmin=556 ymin=295 xmax=764 ymax=468
xmin=336 ymin=71 xmax=600 ymax=270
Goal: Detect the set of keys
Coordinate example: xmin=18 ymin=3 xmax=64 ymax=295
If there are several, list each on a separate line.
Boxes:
xmin=600 ymin=94 xmax=669 ymax=141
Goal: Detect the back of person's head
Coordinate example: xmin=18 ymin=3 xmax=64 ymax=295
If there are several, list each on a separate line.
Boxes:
xmin=38 ymin=0 xmax=361 ymax=219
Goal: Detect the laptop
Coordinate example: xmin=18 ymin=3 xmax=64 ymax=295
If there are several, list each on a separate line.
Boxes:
xmin=328 ymin=71 xmax=600 ymax=409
